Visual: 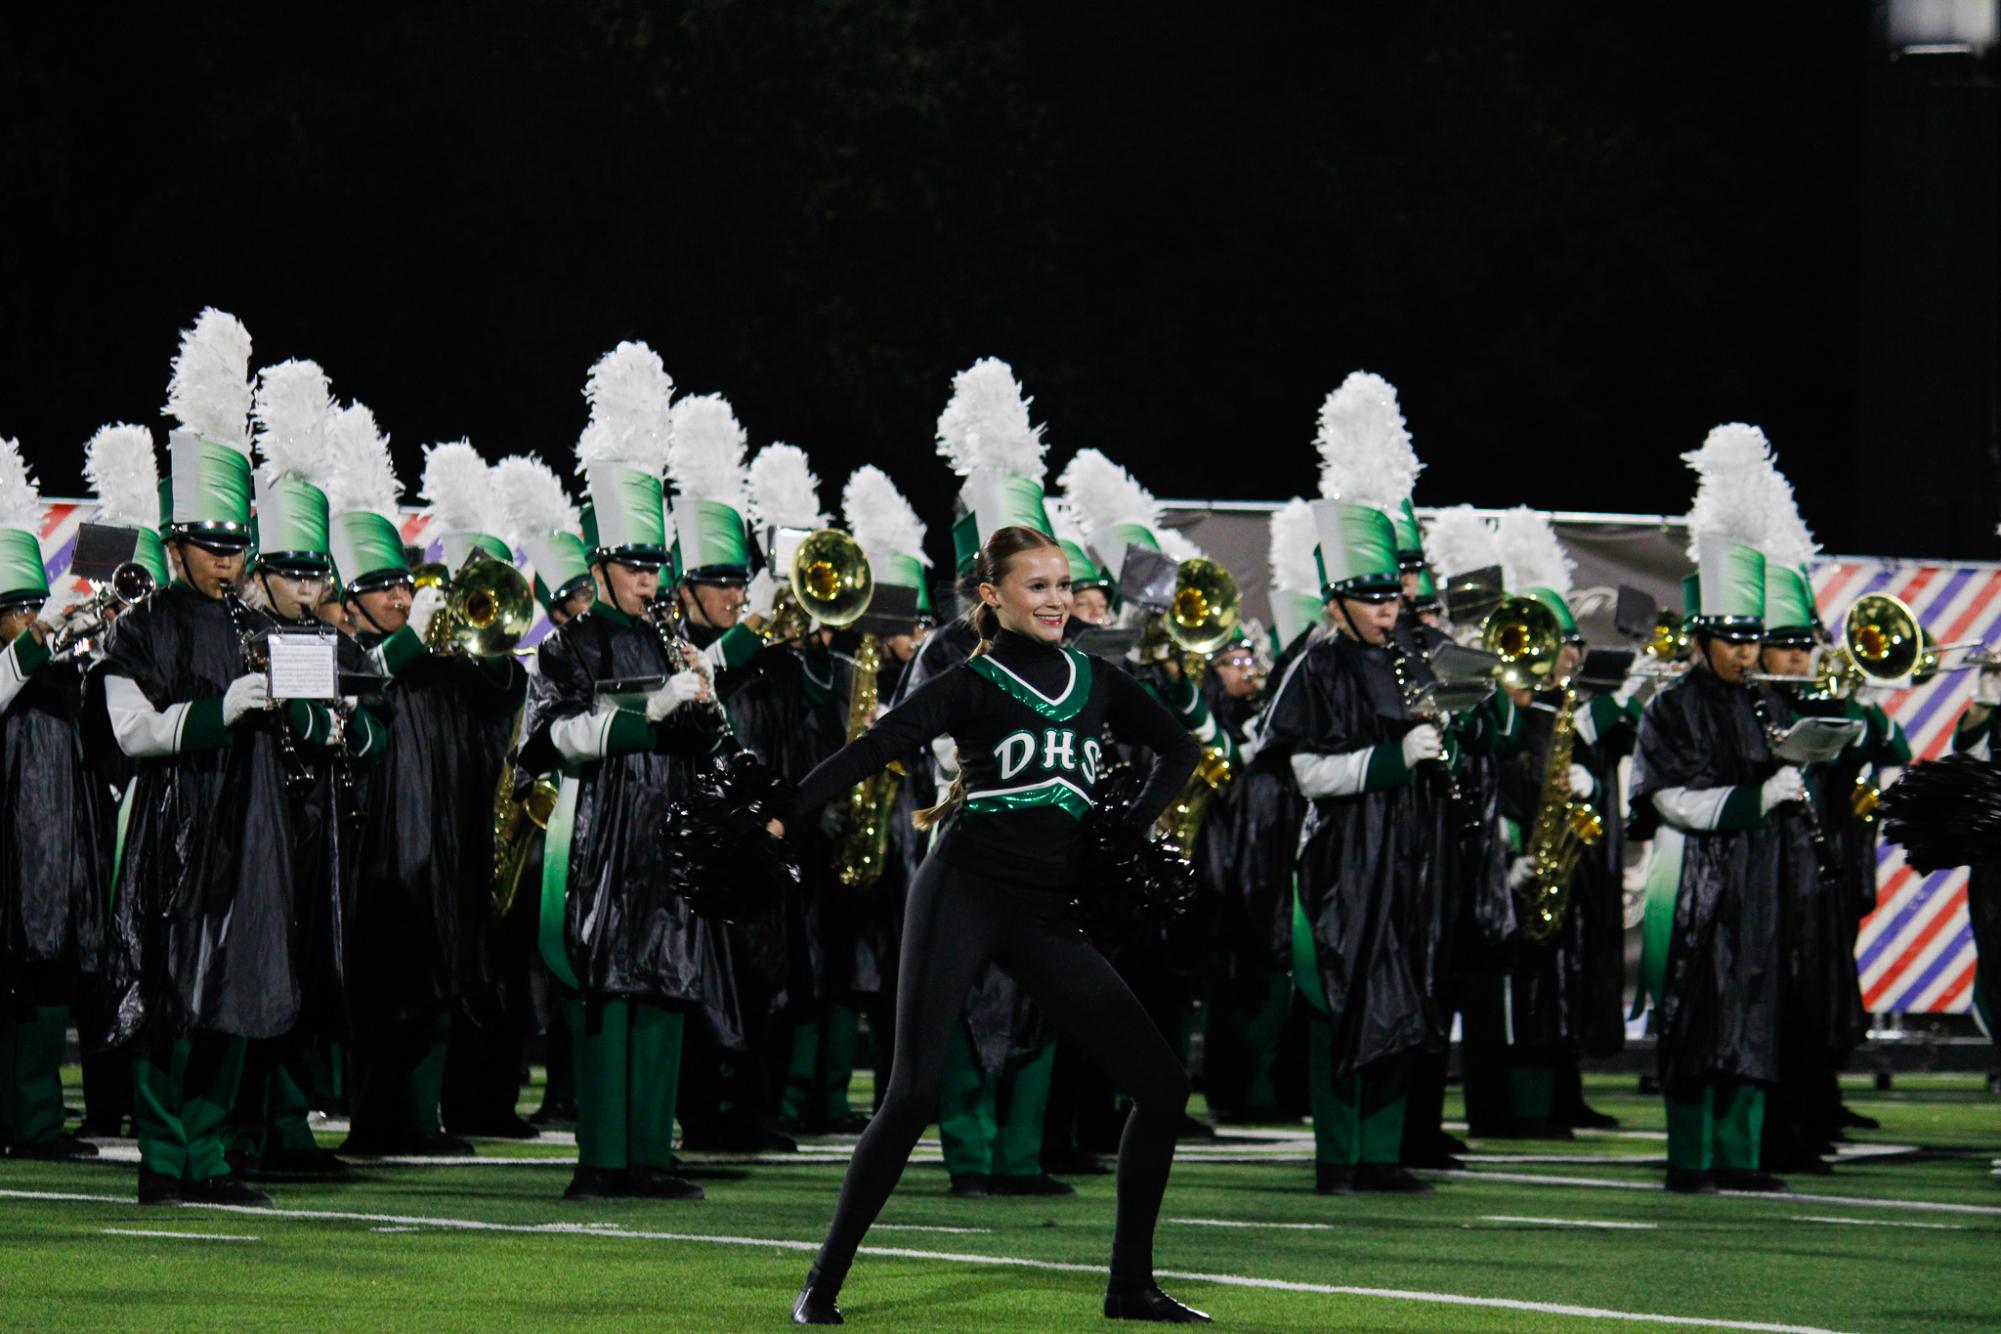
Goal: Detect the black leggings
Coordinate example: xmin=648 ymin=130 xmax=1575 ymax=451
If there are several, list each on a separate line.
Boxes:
xmin=812 ymin=857 xmax=1190 ymax=1293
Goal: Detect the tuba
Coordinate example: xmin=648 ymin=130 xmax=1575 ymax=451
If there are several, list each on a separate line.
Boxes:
xmin=425 ymin=551 xmax=536 ymax=658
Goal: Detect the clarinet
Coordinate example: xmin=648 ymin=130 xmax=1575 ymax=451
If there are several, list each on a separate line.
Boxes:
xmin=221 ymin=583 xmax=312 ymax=795
xmin=1386 ymin=637 xmax=1480 ymax=836
xmin=646 ymin=592 xmax=740 ymax=748
xmin=1745 ymin=682 xmax=1836 ymax=885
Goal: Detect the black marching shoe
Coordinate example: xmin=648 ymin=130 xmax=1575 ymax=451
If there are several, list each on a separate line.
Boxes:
xmin=1314 ymin=1163 xmax=1354 ymax=1195
xmin=447 ymin=1113 xmax=540 ymax=1140
xmin=1104 ymin=1283 xmax=1211 ymax=1323
xmin=991 ymin=1172 xmax=1076 ymax=1197
xmin=626 ymin=1166 xmax=705 ymax=1200
xmin=1355 ymin=1163 xmax=1434 ymax=1194
xmin=791 ymin=1267 xmax=844 ymax=1325
xmin=181 ymin=1175 xmax=272 ymax=1206
xmin=948 ymin=1173 xmax=991 ymax=1198
xmin=1716 ymin=1169 xmax=1789 ymax=1193
xmin=1663 ymin=1168 xmax=1717 ymax=1194
xmin=1836 ymin=1104 xmax=1880 ymax=1131
xmin=804 ymin=1112 xmax=873 ymax=1136
xmin=563 ymin=1166 xmax=626 ymax=1200
xmin=138 ymin=1168 xmax=181 ymax=1205
xmin=528 ymin=1099 xmax=577 ymax=1128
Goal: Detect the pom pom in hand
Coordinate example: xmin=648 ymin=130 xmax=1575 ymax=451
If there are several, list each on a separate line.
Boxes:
xmin=1069 ymin=763 xmax=1198 ymax=949
xmin=660 ymin=750 xmax=800 ymax=922
xmin=1880 ymin=754 xmax=2001 ymax=873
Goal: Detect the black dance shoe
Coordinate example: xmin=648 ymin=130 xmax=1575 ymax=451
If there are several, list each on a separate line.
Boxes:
xmin=626 ymin=1166 xmax=705 ymax=1200
xmin=181 ymin=1175 xmax=273 ymax=1206
xmin=791 ymin=1268 xmax=844 ymax=1325
xmin=1314 ymin=1164 xmax=1354 ymax=1195
xmin=1104 ymin=1283 xmax=1211 ymax=1322
xmin=1716 ymin=1170 xmax=1789 ymax=1193
xmin=563 ymin=1166 xmax=626 ymax=1200
xmin=991 ymin=1173 xmax=1077 ymax=1197
xmin=137 ymin=1168 xmax=181 ymax=1205
xmin=1355 ymin=1163 xmax=1434 ymax=1194
xmin=1663 ymin=1168 xmax=1717 ymax=1194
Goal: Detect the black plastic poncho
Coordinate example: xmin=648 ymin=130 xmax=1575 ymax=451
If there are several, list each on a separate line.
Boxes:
xmin=351 ymin=628 xmax=523 ymax=1026
xmin=1 ymin=647 xmax=110 ymax=993
xmin=1258 ymin=632 xmax=1452 ymax=1078
xmin=529 ymin=606 xmax=737 ymax=1042
xmin=1628 ymin=668 xmax=1815 ymax=1090
xmin=97 ymin=586 xmax=314 ymax=1045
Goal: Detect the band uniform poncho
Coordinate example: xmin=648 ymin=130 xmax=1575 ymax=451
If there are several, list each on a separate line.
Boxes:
xmin=1257 ymin=629 xmax=1453 ymax=1080
xmin=1628 ymin=667 xmax=1816 ymax=1092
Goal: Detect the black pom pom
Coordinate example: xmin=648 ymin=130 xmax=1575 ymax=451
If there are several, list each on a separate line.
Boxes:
xmin=660 ymin=750 xmax=801 ymax=921
xmin=1880 ymin=753 xmax=2001 ymax=873
xmin=1069 ymin=763 xmax=1199 ymax=949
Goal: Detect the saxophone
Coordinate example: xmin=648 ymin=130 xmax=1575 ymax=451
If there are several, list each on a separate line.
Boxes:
xmin=1154 ymin=743 xmax=1233 ymax=860
xmin=835 ymin=633 xmax=903 ymax=889
xmin=1518 ymin=685 xmax=1604 ymax=942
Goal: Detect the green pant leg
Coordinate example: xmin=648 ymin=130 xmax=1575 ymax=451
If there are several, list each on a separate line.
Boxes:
xmin=132 ymin=1040 xmax=191 ymax=1179
xmin=6 ymin=1004 xmax=69 ymax=1147
xmin=181 ymin=1032 xmax=249 ymax=1182
xmin=627 ymin=1002 xmax=685 ymax=1169
xmin=936 ymin=1024 xmax=996 ymax=1177
xmin=816 ymin=1002 xmax=860 ymax=1124
xmin=227 ymin=1039 xmax=277 ymax=1163
xmin=409 ymin=1010 xmax=450 ymax=1139
xmin=1714 ymin=1079 xmax=1766 ymax=1172
xmin=1508 ymin=1060 xmax=1555 ymax=1122
xmin=269 ymin=1051 xmax=319 ymax=1153
xmin=992 ymin=1041 xmax=1056 ymax=1179
xmin=1358 ymin=1052 xmax=1411 ymax=1166
xmin=1239 ymin=974 xmax=1293 ymax=1112
xmin=779 ymin=1013 xmax=819 ymax=1126
xmin=569 ymin=996 xmax=631 ymax=1170
xmin=1306 ymin=1011 xmax=1360 ymax=1166
xmin=1664 ymin=1085 xmax=1715 ymax=1172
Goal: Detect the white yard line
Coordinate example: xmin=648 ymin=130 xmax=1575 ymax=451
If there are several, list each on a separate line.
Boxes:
xmin=102 ymin=1227 xmax=259 ymax=1241
xmin=0 ymin=1189 xmax=1851 ymax=1333
xmin=869 ymin=1224 xmax=994 ymax=1234
xmin=1479 ymin=1215 xmax=1660 ymax=1231
xmin=1168 ymin=1217 xmax=1335 ymax=1231
xmin=1436 ymin=1169 xmax=2001 ymax=1216
xmin=1790 ymin=1215 xmax=1968 ymax=1231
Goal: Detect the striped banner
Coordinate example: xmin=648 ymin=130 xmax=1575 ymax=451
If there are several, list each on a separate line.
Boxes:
xmin=35 ymin=499 xmax=556 ymax=650
xmin=1814 ymin=557 xmax=1999 ymax=1015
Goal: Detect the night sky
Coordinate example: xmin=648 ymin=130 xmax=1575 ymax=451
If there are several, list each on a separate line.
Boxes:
xmin=2 ymin=4 xmax=1976 ymax=569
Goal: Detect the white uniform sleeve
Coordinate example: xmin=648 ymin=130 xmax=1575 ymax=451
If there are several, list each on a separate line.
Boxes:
xmin=1650 ymin=785 xmax=1732 ymax=832
xmin=106 ymin=675 xmax=195 ymax=759
xmin=1291 ymin=748 xmax=1374 ymax=800
xmin=549 ymin=704 xmax=624 ymax=765
xmin=0 ymin=638 xmax=36 ymax=715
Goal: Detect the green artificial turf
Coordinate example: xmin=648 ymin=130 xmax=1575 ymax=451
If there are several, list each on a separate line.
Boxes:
xmin=4 ymin=1074 xmax=1996 ymax=1331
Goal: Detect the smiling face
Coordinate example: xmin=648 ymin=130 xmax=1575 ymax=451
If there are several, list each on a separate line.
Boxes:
xmin=980 ymin=545 xmax=1074 ymax=645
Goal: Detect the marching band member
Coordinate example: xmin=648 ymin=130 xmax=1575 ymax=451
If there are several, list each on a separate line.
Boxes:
xmin=527 ymin=341 xmax=718 ymax=1200
xmin=1630 ymin=425 xmax=1813 ymax=1193
xmin=96 ymin=310 xmax=315 ymax=1205
xmin=662 ymin=390 xmax=793 ymax=1155
xmin=0 ymin=435 xmax=110 ymax=1161
xmin=224 ymin=360 xmax=385 ymax=1181
xmin=1491 ymin=506 xmax=1633 ymax=1137
xmin=785 ymin=522 xmax=1203 ymax=1326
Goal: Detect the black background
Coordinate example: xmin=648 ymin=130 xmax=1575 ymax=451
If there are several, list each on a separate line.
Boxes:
xmin=3 ymin=4 xmax=1992 ymax=566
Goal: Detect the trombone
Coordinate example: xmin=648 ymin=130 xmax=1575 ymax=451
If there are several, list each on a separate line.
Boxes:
xmin=762 ymin=528 xmax=875 ymax=643
xmin=49 ymin=561 xmax=157 ymax=658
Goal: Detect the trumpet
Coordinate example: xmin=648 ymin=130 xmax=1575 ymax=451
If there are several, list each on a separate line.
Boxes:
xmin=49 ymin=561 xmax=156 ymax=657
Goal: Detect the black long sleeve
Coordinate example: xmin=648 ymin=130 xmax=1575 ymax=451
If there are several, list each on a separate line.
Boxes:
xmin=1106 ymin=669 xmax=1202 ymax=829
xmin=791 ymin=668 xmax=972 ymax=820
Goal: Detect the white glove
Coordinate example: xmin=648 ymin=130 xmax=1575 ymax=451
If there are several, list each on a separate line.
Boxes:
xmin=645 ymin=670 xmax=711 ymax=721
xmin=407 ymin=586 xmax=446 ymax=642
xmin=35 ymin=598 xmax=69 ymax=631
xmin=1760 ymin=766 xmax=1807 ymax=813
xmin=1506 ymin=855 xmax=1538 ymax=891
xmin=1568 ymin=763 xmax=1595 ymax=799
xmin=1400 ymin=724 xmax=1443 ymax=768
xmin=1975 ymin=667 xmax=2001 ymax=707
xmin=1855 ymin=684 xmax=1896 ymax=709
xmin=744 ymin=569 xmax=781 ymax=621
xmin=222 ymin=673 xmax=271 ymax=727
xmin=1613 ymin=674 xmax=1645 ymax=707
